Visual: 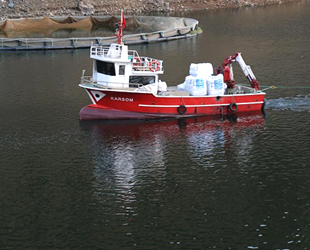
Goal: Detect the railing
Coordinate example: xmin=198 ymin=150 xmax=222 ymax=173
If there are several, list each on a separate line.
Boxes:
xmin=131 ymin=56 xmax=163 ymax=72
xmin=90 ymin=45 xmax=163 ymax=73
xmin=90 ymin=44 xmax=140 ymax=59
xmin=90 ymin=46 xmax=106 ymax=57
xmin=80 ymin=76 xmax=143 ymax=90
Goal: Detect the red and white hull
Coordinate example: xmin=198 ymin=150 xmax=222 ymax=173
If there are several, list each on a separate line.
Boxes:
xmin=79 ymin=41 xmax=267 ymax=121
xmin=80 ymin=87 xmax=266 ymax=120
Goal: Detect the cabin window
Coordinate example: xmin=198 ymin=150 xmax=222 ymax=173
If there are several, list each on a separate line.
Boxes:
xmin=119 ymin=65 xmax=125 ymax=75
xmin=129 ymin=76 xmax=155 ymax=87
xmin=96 ymin=60 xmax=115 ymax=76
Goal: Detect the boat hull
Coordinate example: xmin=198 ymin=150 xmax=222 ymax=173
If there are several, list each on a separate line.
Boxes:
xmin=80 ymin=88 xmax=266 ymax=120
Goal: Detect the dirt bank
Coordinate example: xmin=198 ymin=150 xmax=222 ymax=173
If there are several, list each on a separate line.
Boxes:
xmin=0 ymin=0 xmax=299 ymax=20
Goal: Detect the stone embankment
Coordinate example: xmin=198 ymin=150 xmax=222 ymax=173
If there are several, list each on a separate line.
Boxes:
xmin=0 ymin=0 xmax=298 ymax=20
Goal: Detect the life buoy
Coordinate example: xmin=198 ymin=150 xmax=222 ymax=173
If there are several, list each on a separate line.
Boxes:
xmin=133 ymin=57 xmax=141 ymax=67
xmin=149 ymin=60 xmax=160 ymax=72
xmin=228 ymin=103 xmax=238 ymax=112
xmin=177 ymin=105 xmax=187 ymax=114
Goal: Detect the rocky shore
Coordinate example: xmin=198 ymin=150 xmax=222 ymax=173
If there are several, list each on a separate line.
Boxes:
xmin=0 ymin=0 xmax=299 ymax=20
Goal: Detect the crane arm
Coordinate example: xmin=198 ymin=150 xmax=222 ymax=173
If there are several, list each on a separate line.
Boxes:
xmin=222 ymin=52 xmax=260 ymax=90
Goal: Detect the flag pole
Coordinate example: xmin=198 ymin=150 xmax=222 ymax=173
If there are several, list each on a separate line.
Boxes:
xmin=116 ymin=10 xmax=126 ymax=44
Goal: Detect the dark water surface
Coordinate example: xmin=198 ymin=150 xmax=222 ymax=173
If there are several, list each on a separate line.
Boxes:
xmin=1 ymin=2 xmax=310 ymax=249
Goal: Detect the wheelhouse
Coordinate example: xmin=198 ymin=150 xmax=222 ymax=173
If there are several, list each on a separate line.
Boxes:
xmin=90 ymin=43 xmax=163 ymax=89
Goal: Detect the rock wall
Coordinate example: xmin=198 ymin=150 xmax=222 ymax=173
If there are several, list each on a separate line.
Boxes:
xmin=0 ymin=0 xmax=299 ymax=20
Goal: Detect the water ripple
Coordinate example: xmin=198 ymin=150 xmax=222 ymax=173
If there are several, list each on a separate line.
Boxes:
xmin=265 ymin=95 xmax=310 ymax=111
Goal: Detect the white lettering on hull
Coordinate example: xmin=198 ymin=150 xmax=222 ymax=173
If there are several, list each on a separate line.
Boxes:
xmin=111 ymin=97 xmax=134 ymax=102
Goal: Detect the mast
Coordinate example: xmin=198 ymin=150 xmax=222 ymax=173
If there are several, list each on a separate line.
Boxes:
xmin=115 ymin=11 xmax=126 ymax=44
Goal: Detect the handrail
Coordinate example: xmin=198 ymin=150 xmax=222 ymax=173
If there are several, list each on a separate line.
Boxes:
xmin=90 ymin=45 xmax=141 ymax=60
xmin=131 ymin=56 xmax=163 ymax=72
xmin=90 ymin=45 xmax=163 ymax=72
xmin=80 ymin=76 xmax=143 ymax=89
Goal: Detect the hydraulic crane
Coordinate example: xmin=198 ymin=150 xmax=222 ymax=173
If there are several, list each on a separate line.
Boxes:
xmin=222 ymin=52 xmax=260 ymax=90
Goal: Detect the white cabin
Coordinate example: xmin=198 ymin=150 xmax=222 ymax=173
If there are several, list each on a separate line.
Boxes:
xmin=90 ymin=43 xmax=164 ymax=90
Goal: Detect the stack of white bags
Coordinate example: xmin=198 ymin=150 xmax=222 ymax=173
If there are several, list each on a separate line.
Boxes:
xmin=178 ymin=63 xmax=226 ymax=96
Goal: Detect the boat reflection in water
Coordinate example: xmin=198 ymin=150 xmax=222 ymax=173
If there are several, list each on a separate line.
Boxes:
xmin=80 ymin=111 xmax=265 ymax=142
xmin=80 ymin=111 xmax=265 ymax=208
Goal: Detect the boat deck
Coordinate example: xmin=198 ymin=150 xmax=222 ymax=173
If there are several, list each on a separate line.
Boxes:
xmin=79 ymin=76 xmax=260 ymax=96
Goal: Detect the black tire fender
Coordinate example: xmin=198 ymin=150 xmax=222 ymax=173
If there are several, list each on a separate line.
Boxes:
xmin=228 ymin=103 xmax=238 ymax=112
xmin=177 ymin=105 xmax=187 ymax=114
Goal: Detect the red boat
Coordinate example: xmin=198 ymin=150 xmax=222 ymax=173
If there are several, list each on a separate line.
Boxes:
xmin=79 ymin=13 xmax=266 ymax=120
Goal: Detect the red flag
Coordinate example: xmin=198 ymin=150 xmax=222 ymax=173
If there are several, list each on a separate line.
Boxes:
xmin=121 ymin=11 xmax=126 ymax=29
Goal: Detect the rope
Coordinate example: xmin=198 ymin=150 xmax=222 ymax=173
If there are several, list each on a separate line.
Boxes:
xmin=258 ymin=84 xmax=310 ymax=91
xmin=260 ymin=85 xmax=276 ymax=91
xmin=260 ymin=85 xmax=310 ymax=91
xmin=271 ymin=86 xmax=310 ymax=89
